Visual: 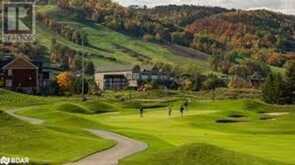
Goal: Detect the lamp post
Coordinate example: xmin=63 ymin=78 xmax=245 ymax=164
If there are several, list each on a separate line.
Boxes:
xmin=81 ymin=37 xmax=87 ymax=101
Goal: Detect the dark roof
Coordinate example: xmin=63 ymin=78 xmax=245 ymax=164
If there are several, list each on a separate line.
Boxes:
xmin=96 ymin=69 xmax=133 ymax=73
xmin=0 ymin=56 xmax=13 ymax=69
xmin=32 ymin=60 xmax=43 ymax=69
xmin=0 ymin=55 xmax=47 ymax=70
xmin=2 ymin=56 xmax=38 ymax=70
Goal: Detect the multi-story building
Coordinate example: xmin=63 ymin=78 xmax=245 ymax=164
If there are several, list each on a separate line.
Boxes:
xmin=95 ymin=70 xmax=139 ymax=90
xmin=95 ymin=68 xmax=172 ymax=90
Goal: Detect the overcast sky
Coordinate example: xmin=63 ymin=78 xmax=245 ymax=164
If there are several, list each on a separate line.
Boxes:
xmin=114 ymin=0 xmax=295 ymax=15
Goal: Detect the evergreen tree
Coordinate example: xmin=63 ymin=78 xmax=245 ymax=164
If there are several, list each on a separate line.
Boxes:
xmin=286 ymin=61 xmax=295 ymax=103
xmin=73 ymin=77 xmax=89 ymax=94
xmin=262 ymin=73 xmax=288 ymax=104
xmin=85 ymin=61 xmax=95 ymax=76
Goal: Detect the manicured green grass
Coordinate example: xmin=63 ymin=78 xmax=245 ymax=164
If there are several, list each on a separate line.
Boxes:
xmin=55 ymin=102 xmax=94 ymax=114
xmin=0 ymin=89 xmax=48 ymax=108
xmin=0 ymin=111 xmax=114 ymax=164
xmin=90 ymin=99 xmax=295 ymax=165
xmin=0 ymin=88 xmax=79 ymax=109
xmin=16 ymin=93 xmax=295 ymax=164
xmin=1 ymin=89 xmax=295 ymax=164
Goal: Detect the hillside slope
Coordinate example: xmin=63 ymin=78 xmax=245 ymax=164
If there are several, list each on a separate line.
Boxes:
xmin=186 ymin=10 xmax=295 ymax=53
xmin=35 ymin=5 xmax=212 ymax=72
xmin=50 ymin=0 xmax=295 ymax=70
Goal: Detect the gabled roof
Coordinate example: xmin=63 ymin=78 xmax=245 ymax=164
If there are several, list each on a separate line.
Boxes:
xmin=0 ymin=58 xmax=13 ymax=69
xmin=2 ymin=55 xmax=38 ymax=70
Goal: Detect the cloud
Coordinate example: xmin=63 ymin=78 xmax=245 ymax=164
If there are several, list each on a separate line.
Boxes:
xmin=114 ymin=0 xmax=295 ymax=15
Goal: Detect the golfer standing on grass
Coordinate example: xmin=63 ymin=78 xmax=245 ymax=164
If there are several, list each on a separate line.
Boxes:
xmin=180 ymin=105 xmax=184 ymax=118
xmin=168 ymin=105 xmax=172 ymax=116
xmin=139 ymin=106 xmax=144 ymax=118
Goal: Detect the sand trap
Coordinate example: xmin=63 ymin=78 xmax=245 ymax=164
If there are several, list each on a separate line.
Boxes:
xmin=263 ymin=112 xmax=289 ymax=117
xmin=216 ymin=117 xmax=248 ymax=123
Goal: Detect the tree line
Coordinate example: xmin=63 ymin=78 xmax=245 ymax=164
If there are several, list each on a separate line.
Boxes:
xmin=262 ymin=61 xmax=295 ymax=104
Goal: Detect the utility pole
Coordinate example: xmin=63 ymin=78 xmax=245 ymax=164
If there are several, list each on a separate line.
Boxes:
xmin=81 ymin=37 xmax=87 ymax=101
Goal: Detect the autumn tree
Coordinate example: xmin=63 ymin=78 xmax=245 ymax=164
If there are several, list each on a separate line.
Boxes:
xmin=192 ymin=34 xmax=225 ymax=55
xmin=56 ymin=72 xmax=74 ymax=92
xmin=266 ymin=52 xmax=286 ymax=67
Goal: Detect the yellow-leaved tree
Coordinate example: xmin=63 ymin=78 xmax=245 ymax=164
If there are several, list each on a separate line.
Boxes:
xmin=56 ymin=72 xmax=73 ymax=92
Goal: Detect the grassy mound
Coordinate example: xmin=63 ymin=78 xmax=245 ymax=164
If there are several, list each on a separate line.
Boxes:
xmin=81 ymin=101 xmax=117 ymax=113
xmin=0 ymin=89 xmax=47 ymax=108
xmin=129 ymin=143 xmax=284 ymax=165
xmin=0 ymin=112 xmax=114 ymax=164
xmin=54 ymin=101 xmax=117 ymax=114
xmin=55 ymin=103 xmax=91 ymax=114
xmin=17 ymin=104 xmax=111 ymax=129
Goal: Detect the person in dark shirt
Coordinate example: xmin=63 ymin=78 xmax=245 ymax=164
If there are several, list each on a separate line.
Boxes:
xmin=180 ymin=105 xmax=184 ymax=118
xmin=139 ymin=106 xmax=144 ymax=118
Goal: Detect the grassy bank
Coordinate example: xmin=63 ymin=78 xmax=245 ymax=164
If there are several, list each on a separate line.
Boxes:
xmin=0 ymin=111 xmax=114 ymax=164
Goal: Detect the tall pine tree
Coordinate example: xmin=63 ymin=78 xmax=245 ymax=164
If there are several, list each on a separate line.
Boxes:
xmin=263 ymin=73 xmax=276 ymax=104
xmin=262 ymin=73 xmax=287 ymax=104
xmin=286 ymin=61 xmax=295 ymax=103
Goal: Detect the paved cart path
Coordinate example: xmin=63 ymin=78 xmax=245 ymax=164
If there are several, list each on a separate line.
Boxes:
xmin=68 ymin=129 xmax=147 ymax=165
xmin=6 ymin=109 xmax=147 ymax=165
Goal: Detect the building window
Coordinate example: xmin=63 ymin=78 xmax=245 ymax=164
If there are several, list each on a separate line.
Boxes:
xmin=8 ymin=70 xmax=12 ymax=76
